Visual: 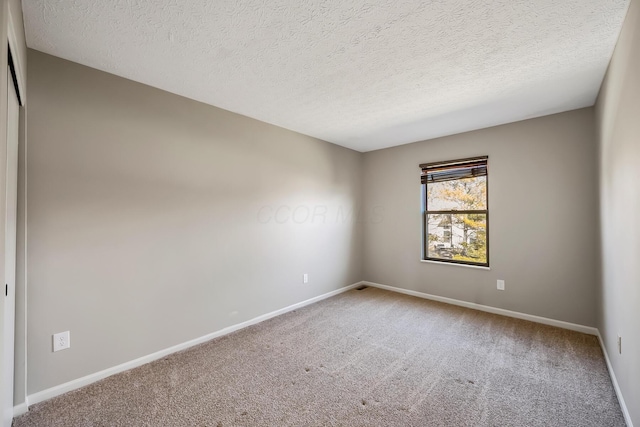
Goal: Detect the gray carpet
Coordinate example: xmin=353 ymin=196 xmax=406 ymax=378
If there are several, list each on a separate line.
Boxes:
xmin=14 ymin=287 xmax=624 ymax=426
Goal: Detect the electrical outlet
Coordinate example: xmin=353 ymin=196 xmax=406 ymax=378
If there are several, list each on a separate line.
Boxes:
xmin=618 ymin=335 xmax=622 ymax=354
xmin=303 ymin=273 xmax=309 ymax=284
xmin=497 ymin=280 xmax=505 ymax=291
xmin=53 ymin=331 xmax=70 ymax=352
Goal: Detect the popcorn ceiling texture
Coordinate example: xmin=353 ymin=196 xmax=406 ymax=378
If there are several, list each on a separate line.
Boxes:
xmin=23 ymin=0 xmax=629 ymax=151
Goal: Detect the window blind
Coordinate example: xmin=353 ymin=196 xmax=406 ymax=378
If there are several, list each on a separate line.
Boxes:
xmin=420 ymin=156 xmax=488 ymax=184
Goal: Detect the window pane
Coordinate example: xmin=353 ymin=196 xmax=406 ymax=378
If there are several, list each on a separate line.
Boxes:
xmin=427 ymin=176 xmax=487 ymax=211
xmin=427 ymin=213 xmax=487 ymax=264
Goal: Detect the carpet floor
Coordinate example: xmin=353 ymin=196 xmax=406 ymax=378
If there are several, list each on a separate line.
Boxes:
xmin=14 ymin=287 xmax=624 ymax=426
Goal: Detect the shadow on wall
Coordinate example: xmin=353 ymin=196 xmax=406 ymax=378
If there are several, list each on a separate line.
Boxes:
xmin=26 ymin=50 xmax=367 ymax=395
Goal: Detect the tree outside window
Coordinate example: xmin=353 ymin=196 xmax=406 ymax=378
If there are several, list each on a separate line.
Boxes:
xmin=421 ymin=157 xmax=488 ymax=267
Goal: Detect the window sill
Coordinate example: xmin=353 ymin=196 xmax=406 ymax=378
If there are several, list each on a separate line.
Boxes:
xmin=420 ymin=260 xmax=490 ymax=270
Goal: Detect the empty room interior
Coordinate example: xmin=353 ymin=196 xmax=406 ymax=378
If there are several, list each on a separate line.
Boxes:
xmin=0 ymin=0 xmax=637 ymax=425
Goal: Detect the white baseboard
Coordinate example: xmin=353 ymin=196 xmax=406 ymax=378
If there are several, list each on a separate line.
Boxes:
xmin=25 ymin=282 xmax=363 ymax=409
xmin=363 ymin=281 xmax=598 ymax=335
xmin=364 ymin=282 xmax=635 ymax=424
xmin=22 ymin=281 xmax=632 ymax=426
xmin=13 ymin=400 xmax=28 ymax=417
xmin=597 ymin=331 xmax=634 ymax=427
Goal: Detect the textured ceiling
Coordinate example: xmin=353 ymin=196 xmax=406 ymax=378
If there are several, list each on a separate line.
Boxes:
xmin=23 ymin=0 xmax=629 ymax=152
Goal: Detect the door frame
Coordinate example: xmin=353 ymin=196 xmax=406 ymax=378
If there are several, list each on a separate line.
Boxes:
xmin=7 ymin=8 xmax=25 ymax=106
xmin=5 ymin=6 xmax=25 ymax=424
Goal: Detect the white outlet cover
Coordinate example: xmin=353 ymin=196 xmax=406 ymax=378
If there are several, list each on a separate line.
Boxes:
xmin=303 ymin=274 xmax=309 ymax=284
xmin=497 ymin=280 xmax=505 ymax=291
xmin=53 ymin=331 xmax=70 ymax=352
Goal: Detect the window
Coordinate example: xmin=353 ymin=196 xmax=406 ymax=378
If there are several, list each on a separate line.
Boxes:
xmin=421 ymin=157 xmax=489 ymax=267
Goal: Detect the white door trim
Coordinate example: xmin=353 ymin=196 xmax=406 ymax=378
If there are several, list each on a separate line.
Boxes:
xmin=7 ymin=9 xmax=25 ymax=106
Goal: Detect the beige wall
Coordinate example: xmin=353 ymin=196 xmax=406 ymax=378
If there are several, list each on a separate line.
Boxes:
xmin=362 ymin=108 xmax=599 ymax=326
xmin=22 ymin=7 xmax=637 ymax=420
xmin=595 ymin=0 xmax=640 ymax=424
xmin=26 ymin=50 xmax=363 ymax=395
